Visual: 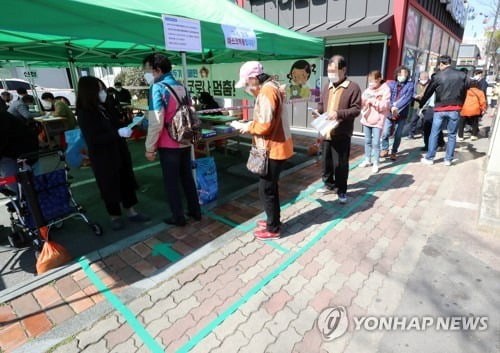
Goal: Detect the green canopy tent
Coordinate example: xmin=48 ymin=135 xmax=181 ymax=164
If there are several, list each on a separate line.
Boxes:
xmin=0 ymin=0 xmax=323 ymax=66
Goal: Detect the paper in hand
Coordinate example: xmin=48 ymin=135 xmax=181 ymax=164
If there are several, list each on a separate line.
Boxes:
xmin=311 ymin=113 xmax=339 ymax=138
xmin=127 ymin=116 xmax=145 ymax=129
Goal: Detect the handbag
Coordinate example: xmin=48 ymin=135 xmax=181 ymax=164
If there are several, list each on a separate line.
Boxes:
xmin=246 ymin=144 xmax=269 ymax=176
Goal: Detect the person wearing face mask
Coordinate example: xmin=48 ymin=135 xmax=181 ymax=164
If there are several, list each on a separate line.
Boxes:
xmin=76 ymin=76 xmax=149 ymax=230
xmin=472 ymin=69 xmax=488 ymax=97
xmin=407 ymin=71 xmax=430 ymax=139
xmin=232 ymin=61 xmax=293 ymax=239
xmin=114 ymin=82 xmax=132 ymax=104
xmin=360 ymin=70 xmax=391 ymax=174
xmin=142 ymin=54 xmax=201 ymax=229
xmin=419 ymin=55 xmax=467 ymax=166
xmin=314 ymin=55 xmax=362 ymax=204
xmin=7 ymin=94 xmax=38 ymax=122
xmin=0 ymin=91 xmax=12 ymax=112
xmin=380 ymin=66 xmax=414 ymax=161
xmin=40 ymin=92 xmax=77 ymax=130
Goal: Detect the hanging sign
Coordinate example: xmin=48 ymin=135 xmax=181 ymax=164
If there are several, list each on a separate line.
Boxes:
xmin=162 ymin=15 xmax=202 ymax=52
xmin=221 ymin=24 xmax=257 ymax=51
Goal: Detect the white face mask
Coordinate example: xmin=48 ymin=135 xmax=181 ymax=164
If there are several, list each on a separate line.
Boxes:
xmin=397 ymin=76 xmax=407 ymax=83
xmin=41 ymin=100 xmax=52 ymax=109
xmin=116 ymin=87 xmax=122 ymax=92
xmin=419 ymin=79 xmax=428 ymax=85
xmin=98 ymin=90 xmax=107 ymax=103
xmin=244 ymin=86 xmax=258 ymax=96
xmin=144 ymin=73 xmax=154 ymax=85
xmin=328 ymin=73 xmax=339 ymax=84
xmin=368 ymin=81 xmax=378 ymax=89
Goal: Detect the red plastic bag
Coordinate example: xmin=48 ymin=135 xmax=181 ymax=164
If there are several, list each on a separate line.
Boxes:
xmin=36 ymin=226 xmax=72 ymax=274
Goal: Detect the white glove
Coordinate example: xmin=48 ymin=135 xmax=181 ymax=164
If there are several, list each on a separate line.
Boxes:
xmin=118 ymin=127 xmax=132 ymax=138
xmin=230 ymin=121 xmax=249 ymax=133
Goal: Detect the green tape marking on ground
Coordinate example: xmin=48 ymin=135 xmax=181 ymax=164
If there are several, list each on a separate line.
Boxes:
xmin=263 ymin=240 xmax=291 ymax=253
xmin=152 ymin=243 xmax=183 ymax=262
xmin=78 ymin=257 xmax=165 ymax=353
xmin=176 ymin=152 xmax=416 ymax=353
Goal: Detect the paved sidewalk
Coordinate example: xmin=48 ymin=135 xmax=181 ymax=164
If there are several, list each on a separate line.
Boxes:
xmin=2 ymin=133 xmax=500 ymax=353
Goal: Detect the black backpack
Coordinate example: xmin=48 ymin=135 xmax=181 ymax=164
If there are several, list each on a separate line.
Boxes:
xmin=159 ymin=82 xmax=201 ymax=144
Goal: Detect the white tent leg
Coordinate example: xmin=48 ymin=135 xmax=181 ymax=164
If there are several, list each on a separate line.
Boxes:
xmin=182 ymin=51 xmax=198 ymax=187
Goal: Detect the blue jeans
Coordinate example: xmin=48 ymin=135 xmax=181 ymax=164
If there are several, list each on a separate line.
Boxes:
xmin=381 ymin=117 xmax=406 ymax=153
xmin=426 ymin=110 xmax=460 ymax=162
xmin=363 ymin=125 xmax=382 ymax=164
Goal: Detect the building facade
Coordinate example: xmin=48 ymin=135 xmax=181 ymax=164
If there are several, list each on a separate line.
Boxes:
xmin=239 ymin=0 xmax=466 ymax=132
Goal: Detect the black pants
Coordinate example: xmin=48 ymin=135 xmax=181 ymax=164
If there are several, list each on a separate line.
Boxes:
xmin=259 ymin=158 xmax=285 ymax=233
xmin=158 ymin=147 xmax=201 ymax=222
xmin=104 ymin=188 xmax=137 ymax=216
xmin=423 ymin=108 xmax=445 ymax=150
xmin=458 ymin=116 xmax=480 ymax=138
xmin=322 ymin=136 xmax=351 ymax=194
xmin=408 ymin=109 xmax=423 ymax=137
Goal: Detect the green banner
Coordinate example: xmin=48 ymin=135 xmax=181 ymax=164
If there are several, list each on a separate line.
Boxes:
xmin=171 ymin=58 xmax=321 ymax=101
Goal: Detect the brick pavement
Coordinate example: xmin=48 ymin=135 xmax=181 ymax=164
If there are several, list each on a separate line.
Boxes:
xmin=2 ymin=134 xmax=500 ymax=353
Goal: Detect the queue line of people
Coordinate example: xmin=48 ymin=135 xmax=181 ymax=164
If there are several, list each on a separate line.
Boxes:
xmin=1 ymin=53 xmax=489 ymax=240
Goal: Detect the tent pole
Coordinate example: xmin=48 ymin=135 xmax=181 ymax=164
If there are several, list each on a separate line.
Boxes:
xmin=181 ymin=51 xmax=189 ymax=87
xmin=68 ymin=60 xmax=79 ymax=96
xmin=181 ymin=51 xmax=197 ymax=185
xmin=23 ymin=61 xmax=42 ymax=113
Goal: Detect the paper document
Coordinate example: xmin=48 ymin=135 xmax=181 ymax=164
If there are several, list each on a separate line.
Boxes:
xmin=127 ymin=116 xmax=145 ymax=129
xmin=311 ymin=113 xmax=338 ymax=138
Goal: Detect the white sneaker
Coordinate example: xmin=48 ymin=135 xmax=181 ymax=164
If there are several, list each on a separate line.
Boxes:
xmin=359 ymin=160 xmax=372 ymax=168
xmin=471 ymin=136 xmax=478 ymax=141
xmin=444 ymin=160 xmax=452 ymax=166
xmin=316 ymin=187 xmax=334 ymax=194
xmin=371 ymin=164 xmax=379 ymax=173
xmin=420 ymin=157 xmax=434 ymax=165
xmin=457 ymin=137 xmax=464 ymax=142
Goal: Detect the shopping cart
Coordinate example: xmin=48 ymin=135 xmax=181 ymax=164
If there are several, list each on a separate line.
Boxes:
xmin=0 ymin=151 xmax=102 ymax=251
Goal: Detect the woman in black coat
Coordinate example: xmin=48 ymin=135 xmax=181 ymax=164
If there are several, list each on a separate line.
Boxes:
xmin=76 ymin=76 xmax=149 ymax=230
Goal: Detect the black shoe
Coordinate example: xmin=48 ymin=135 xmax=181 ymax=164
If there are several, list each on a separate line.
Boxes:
xmin=111 ymin=218 xmax=124 ymax=231
xmin=163 ymin=217 xmax=186 ymax=226
xmin=420 ymin=147 xmax=428 ymax=152
xmin=187 ymin=212 xmax=202 ymax=221
xmin=128 ymin=213 xmax=151 ymax=223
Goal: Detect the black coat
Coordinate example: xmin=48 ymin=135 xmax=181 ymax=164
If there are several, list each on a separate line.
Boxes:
xmin=421 ymin=67 xmax=467 ymax=109
xmin=76 ymin=104 xmax=137 ymax=207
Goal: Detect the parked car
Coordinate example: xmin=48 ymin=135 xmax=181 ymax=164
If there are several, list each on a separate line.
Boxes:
xmin=0 ymin=78 xmax=75 ymax=105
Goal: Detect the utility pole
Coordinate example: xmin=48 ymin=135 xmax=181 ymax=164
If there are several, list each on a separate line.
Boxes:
xmin=485 ymin=0 xmax=500 ymax=75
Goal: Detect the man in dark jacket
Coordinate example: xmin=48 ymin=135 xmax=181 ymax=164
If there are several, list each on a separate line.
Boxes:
xmin=114 ymin=82 xmax=132 ymax=104
xmin=0 ymin=110 xmax=38 ymax=193
xmin=315 ymin=55 xmax=361 ymax=204
xmin=0 ymin=91 xmax=12 ymax=112
xmin=420 ymin=55 xmax=467 ymax=166
xmin=473 ymin=69 xmax=488 ymax=97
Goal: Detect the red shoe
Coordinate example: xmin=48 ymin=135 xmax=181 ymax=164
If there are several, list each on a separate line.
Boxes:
xmin=254 ymin=229 xmax=280 ymax=240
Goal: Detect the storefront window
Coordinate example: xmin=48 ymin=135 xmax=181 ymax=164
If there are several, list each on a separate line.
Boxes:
xmin=428 ymin=54 xmax=439 ymax=75
xmin=430 ymin=25 xmax=442 ymax=54
xmin=403 ymin=48 xmax=416 ymax=76
xmin=419 ymin=17 xmax=432 ymax=51
xmin=405 ymin=7 xmax=421 ymax=47
xmin=440 ymin=33 xmax=449 ymax=56
xmin=448 ymin=39 xmax=455 ymax=58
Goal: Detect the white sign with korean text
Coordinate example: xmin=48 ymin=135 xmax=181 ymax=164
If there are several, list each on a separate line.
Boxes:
xmin=162 ymin=14 xmax=202 ymax=53
xmin=221 ymin=24 xmax=257 ymax=51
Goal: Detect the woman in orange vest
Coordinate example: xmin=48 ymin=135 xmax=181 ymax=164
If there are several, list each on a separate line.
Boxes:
xmin=458 ymin=80 xmax=487 ymax=141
